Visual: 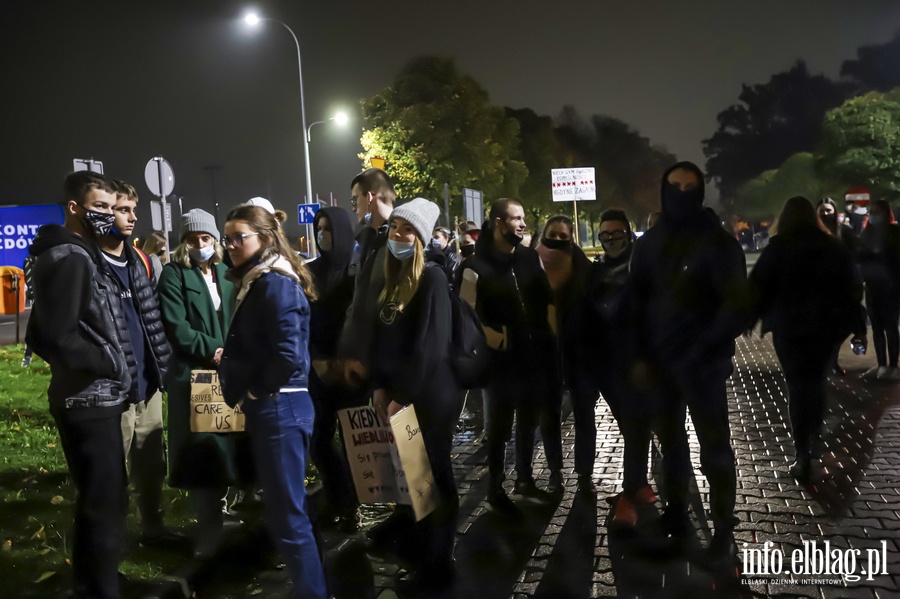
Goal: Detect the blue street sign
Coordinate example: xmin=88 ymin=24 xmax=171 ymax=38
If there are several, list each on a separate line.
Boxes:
xmin=297 ymin=203 xmax=319 ymax=225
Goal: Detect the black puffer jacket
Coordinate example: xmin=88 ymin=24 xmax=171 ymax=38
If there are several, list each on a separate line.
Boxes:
xmin=108 ymin=245 xmax=171 ymax=397
xmin=27 ymin=225 xmax=131 ymax=411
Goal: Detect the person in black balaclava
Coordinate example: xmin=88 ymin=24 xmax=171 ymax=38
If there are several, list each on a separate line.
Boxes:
xmin=307 ymin=206 xmax=368 ymax=531
xmin=626 ymin=162 xmax=748 ymax=570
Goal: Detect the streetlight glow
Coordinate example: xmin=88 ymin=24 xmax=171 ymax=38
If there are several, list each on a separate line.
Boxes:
xmin=244 ymin=12 xmax=260 ymax=26
xmin=334 ymin=112 xmax=349 ymax=126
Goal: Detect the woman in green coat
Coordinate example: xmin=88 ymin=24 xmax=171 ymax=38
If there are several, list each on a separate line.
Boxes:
xmin=158 ymin=209 xmax=249 ymax=557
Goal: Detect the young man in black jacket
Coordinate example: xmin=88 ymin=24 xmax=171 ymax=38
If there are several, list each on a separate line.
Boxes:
xmin=27 ymin=171 xmax=129 ymax=599
xmin=628 ymin=162 xmax=747 ymax=568
xmin=100 ymin=181 xmax=174 ymax=547
xmin=460 ymin=199 xmax=560 ymax=513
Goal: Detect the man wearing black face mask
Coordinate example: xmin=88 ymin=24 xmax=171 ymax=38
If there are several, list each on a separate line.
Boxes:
xmin=26 ymin=172 xmax=133 ymax=598
xmin=628 ymin=162 xmax=748 ymax=569
xmin=460 ymin=199 xmax=558 ymax=513
xmin=98 ymin=181 xmax=174 ymax=548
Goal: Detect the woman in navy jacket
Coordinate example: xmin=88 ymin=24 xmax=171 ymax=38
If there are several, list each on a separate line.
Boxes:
xmin=219 ymin=205 xmax=327 ymax=599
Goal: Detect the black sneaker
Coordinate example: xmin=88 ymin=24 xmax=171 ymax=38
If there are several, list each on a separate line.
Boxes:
xmin=576 ymin=475 xmax=597 ymax=496
xmin=547 ymin=471 xmax=564 ymax=496
xmin=487 ymin=490 xmax=519 ymax=517
xmin=703 ymin=529 xmax=738 ymax=571
xmin=790 ymin=458 xmax=811 ymax=483
xmin=658 ymin=508 xmax=692 ymax=540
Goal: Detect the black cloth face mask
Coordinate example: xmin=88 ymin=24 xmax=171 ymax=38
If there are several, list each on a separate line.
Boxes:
xmin=541 ymin=237 xmax=573 ymax=252
xmin=662 ymin=185 xmax=703 ymax=226
xmin=81 ymin=209 xmax=116 ymax=238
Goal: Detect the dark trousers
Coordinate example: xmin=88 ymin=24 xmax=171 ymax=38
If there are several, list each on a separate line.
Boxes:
xmin=654 ymin=359 xmax=737 ymax=531
xmin=309 ymin=372 xmax=366 ymax=512
xmin=416 ymin=396 xmax=463 ymax=570
xmin=486 ymin=377 xmax=561 ymax=488
xmin=866 ymin=287 xmax=900 ymax=367
xmin=773 ymin=334 xmax=833 ymax=460
xmin=595 ymin=368 xmax=654 ymax=496
xmin=53 ymin=409 xmax=128 ymax=599
xmin=569 ymin=379 xmax=599 ymax=476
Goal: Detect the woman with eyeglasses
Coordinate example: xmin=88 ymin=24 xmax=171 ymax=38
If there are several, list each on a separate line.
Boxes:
xmin=370 ymin=198 xmax=462 ymax=593
xmin=218 ymin=205 xmax=327 ymax=599
xmin=157 ymin=209 xmax=248 ymax=557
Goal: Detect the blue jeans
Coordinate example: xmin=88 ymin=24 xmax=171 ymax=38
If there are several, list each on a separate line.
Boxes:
xmin=243 ymin=391 xmax=327 ymax=599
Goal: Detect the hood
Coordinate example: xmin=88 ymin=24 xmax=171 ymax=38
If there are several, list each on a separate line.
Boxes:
xmin=313 ymin=206 xmax=355 ymax=270
xmin=29 ymin=224 xmax=97 ymax=258
xmin=660 ymin=161 xmax=705 ymax=203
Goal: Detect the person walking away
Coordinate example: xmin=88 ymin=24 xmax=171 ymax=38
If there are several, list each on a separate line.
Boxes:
xmin=748 ymin=196 xmax=867 ymax=482
xmin=220 ymin=205 xmax=327 ymax=599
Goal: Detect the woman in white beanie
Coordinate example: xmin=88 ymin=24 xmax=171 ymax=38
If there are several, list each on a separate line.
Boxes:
xmin=370 ymin=197 xmax=462 ymax=592
xmin=157 ymin=209 xmax=248 ymax=557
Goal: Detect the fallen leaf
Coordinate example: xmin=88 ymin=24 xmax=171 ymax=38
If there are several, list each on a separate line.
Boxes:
xmin=39 ymin=547 xmax=51 ymax=555
xmin=31 ymin=526 xmax=45 ymax=540
xmin=34 ymin=571 xmax=56 ymax=583
xmin=2 ymin=539 xmax=11 ymax=552
xmin=250 ymin=590 xmax=263 ymax=596
xmin=50 ymin=496 xmax=64 ymax=505
xmin=46 ymin=443 xmax=56 ymax=448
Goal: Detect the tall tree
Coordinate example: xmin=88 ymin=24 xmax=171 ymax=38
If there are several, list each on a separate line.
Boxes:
xmin=359 ymin=56 xmax=527 ymax=215
xmin=820 ymin=90 xmax=900 ymax=202
xmin=505 ymin=107 xmax=567 ymax=223
xmin=703 ymin=61 xmax=853 ymax=199
xmin=733 ymin=152 xmax=841 ymax=218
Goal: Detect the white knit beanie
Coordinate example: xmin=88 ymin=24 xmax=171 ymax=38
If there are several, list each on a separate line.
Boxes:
xmin=180 ymin=209 xmax=220 ymax=240
xmin=246 ymin=197 xmax=275 ymax=215
xmin=389 ymin=197 xmax=441 ymax=244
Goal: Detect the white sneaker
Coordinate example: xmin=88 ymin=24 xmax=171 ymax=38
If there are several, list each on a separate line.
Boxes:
xmin=863 ymin=366 xmax=882 ymax=379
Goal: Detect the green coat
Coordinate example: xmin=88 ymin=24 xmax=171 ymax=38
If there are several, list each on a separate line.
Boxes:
xmin=158 ymin=261 xmax=249 ymax=488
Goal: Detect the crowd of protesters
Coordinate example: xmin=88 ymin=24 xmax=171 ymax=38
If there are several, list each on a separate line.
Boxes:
xmin=25 ymin=160 xmax=893 ymax=598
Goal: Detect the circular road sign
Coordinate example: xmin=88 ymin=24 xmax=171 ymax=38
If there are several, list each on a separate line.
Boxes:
xmin=144 ymin=157 xmax=175 ymax=198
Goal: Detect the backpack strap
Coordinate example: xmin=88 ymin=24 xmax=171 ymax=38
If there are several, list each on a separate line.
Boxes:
xmin=133 ymin=247 xmax=153 ymax=279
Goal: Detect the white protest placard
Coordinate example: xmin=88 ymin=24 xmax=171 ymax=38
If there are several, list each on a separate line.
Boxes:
xmin=389 ymin=405 xmax=438 ymax=521
xmin=551 ymin=167 xmax=596 ymax=202
xmin=338 ymin=406 xmax=411 ymax=506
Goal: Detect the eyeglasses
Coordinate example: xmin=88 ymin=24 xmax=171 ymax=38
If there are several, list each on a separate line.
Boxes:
xmin=598 ymin=230 xmax=628 ymax=242
xmin=223 ymin=232 xmax=259 ymax=248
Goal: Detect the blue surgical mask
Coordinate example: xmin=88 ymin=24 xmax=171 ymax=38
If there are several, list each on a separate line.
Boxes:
xmin=364 ymin=212 xmax=372 ymax=226
xmin=432 ymin=238 xmax=444 ymax=250
xmin=189 ymin=246 xmax=216 ymax=263
xmin=387 ymin=239 xmax=416 ymax=261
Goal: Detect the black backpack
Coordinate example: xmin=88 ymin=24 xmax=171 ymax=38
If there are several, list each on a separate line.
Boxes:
xmin=448 ymin=282 xmax=492 ymax=390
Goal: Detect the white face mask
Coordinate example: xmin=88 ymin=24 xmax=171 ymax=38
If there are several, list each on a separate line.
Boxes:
xmin=188 ymin=245 xmax=216 ymax=263
xmin=317 ymin=230 xmax=333 ymax=252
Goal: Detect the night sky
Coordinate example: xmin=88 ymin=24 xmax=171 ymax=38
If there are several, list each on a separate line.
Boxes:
xmin=2 ymin=0 xmax=898 ymax=240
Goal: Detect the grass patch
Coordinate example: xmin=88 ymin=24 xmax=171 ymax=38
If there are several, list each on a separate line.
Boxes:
xmin=0 ymin=345 xmax=194 ymax=597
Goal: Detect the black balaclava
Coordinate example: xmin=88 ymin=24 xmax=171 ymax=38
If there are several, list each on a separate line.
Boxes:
xmin=661 ymin=161 xmax=705 ymax=228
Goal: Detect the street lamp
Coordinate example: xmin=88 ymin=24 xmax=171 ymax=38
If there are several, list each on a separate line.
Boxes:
xmin=306 ymin=111 xmax=349 ymax=142
xmin=243 ymin=11 xmax=313 ymax=206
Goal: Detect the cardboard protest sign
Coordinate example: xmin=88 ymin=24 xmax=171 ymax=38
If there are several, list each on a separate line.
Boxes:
xmin=389 ymin=405 xmax=438 ymax=521
xmin=551 ymin=167 xmax=596 ymax=202
xmin=189 ymin=370 xmax=245 ymax=433
xmin=338 ymin=404 xmax=437 ymax=521
xmin=338 ymin=406 xmax=410 ymax=505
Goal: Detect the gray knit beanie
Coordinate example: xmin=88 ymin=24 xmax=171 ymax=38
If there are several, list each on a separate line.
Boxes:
xmin=389 ymin=197 xmax=441 ymax=244
xmin=180 ymin=209 xmax=220 ymax=240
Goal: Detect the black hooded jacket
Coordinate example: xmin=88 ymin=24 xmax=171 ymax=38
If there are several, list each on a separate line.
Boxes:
xmin=26 ymin=225 xmax=131 ymax=413
xmin=308 ymin=206 xmax=357 ymax=359
xmin=628 ymin=163 xmax=748 ymax=366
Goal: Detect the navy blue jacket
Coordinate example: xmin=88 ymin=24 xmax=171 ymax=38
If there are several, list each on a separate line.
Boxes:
xmin=220 ymin=271 xmax=311 ymax=407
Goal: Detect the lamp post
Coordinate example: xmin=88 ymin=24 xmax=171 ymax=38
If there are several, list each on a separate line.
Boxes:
xmin=244 ymin=12 xmax=314 ymax=206
xmin=307 ymin=111 xmax=349 ymax=143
